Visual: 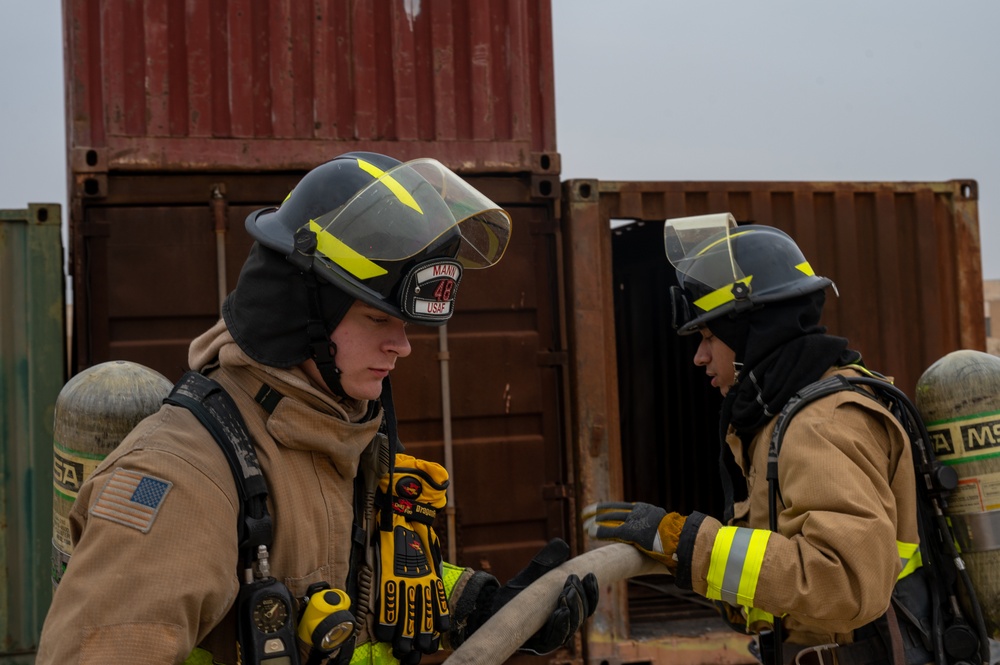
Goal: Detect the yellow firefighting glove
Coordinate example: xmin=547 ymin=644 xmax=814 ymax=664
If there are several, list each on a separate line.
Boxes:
xmin=374 ymin=454 xmax=451 ymax=662
xmin=582 ymin=501 xmax=686 ymax=574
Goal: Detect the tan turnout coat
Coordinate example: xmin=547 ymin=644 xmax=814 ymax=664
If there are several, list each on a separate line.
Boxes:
xmin=684 ymin=367 xmax=920 ymax=647
xmin=37 ymin=320 xmax=386 ymax=664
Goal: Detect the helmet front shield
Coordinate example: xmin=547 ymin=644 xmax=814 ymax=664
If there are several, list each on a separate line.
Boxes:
xmin=306 ymin=158 xmax=511 ymax=278
xmin=665 ymin=213 xmax=752 ymax=332
xmin=664 ymin=213 xmax=744 ymax=294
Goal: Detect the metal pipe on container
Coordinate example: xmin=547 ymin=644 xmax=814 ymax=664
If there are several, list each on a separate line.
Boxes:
xmin=211 ymin=185 xmax=228 ymax=309
xmin=439 ymin=324 xmax=457 ymax=562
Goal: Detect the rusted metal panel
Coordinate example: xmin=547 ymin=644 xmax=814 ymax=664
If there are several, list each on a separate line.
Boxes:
xmin=562 ymin=178 xmax=985 ymax=665
xmin=62 ymin=0 xmax=557 ymax=174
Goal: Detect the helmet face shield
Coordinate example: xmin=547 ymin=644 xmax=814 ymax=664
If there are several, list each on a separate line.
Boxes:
xmin=276 ymin=156 xmax=511 ymax=325
xmin=307 ymin=158 xmax=510 ymax=275
xmin=668 ymin=285 xmax=694 ymax=331
xmin=664 ymin=213 xmax=745 ymax=299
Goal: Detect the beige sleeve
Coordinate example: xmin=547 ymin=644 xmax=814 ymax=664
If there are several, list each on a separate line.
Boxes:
xmin=36 ymin=409 xmax=241 ymax=664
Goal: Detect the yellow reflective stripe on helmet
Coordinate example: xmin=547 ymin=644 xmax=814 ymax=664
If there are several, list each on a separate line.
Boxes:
xmin=309 ymin=220 xmax=388 ymax=279
xmin=356 ymin=158 xmax=423 ymax=214
xmin=898 ymin=540 xmax=922 ymax=580
xmin=692 ymin=276 xmax=753 ymax=313
xmin=706 ymin=526 xmax=771 ymax=607
xmin=795 ymin=261 xmax=816 ymax=276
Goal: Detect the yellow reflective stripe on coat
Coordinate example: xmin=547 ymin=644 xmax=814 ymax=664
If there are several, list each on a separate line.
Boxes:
xmin=440 ymin=561 xmax=466 ymax=599
xmin=309 ymin=220 xmax=388 ymax=279
xmin=747 ymin=607 xmax=776 ymax=630
xmin=693 ymin=277 xmax=753 ymax=313
xmin=351 ymin=640 xmax=399 ymax=665
xmin=706 ymin=526 xmax=771 ymax=607
xmin=898 ymin=540 xmax=922 ymax=580
xmin=183 ymin=647 xmax=216 ymax=665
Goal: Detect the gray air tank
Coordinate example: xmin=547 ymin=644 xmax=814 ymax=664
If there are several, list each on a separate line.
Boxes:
xmin=52 ymin=360 xmax=173 ymax=588
xmin=916 ymin=349 xmax=1000 ymax=638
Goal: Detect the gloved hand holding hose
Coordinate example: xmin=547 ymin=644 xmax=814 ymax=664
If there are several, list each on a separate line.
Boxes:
xmin=465 ymin=539 xmax=599 ymax=655
xmin=443 ymin=543 xmax=661 ymax=665
xmin=582 ymin=501 xmax=687 ymax=574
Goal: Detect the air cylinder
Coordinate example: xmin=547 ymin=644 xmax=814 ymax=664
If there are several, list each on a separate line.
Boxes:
xmin=916 ymin=349 xmax=1000 ymax=638
xmin=52 ymin=360 xmax=173 ymax=588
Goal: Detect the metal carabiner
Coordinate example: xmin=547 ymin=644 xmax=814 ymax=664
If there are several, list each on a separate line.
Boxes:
xmin=793 ymin=642 xmax=840 ymax=665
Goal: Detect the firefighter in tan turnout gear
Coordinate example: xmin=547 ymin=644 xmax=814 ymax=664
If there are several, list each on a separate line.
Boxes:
xmin=585 ymin=214 xmax=942 ymax=665
xmin=37 ymin=152 xmax=598 ymax=665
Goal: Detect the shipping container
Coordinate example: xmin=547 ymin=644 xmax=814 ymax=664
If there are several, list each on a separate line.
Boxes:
xmin=0 ymin=204 xmax=64 ymax=662
xmin=55 ymin=1 xmax=989 ymax=664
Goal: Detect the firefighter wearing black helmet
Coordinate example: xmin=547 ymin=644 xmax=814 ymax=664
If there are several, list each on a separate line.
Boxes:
xmin=585 ymin=214 xmax=935 ymax=664
xmin=38 ymin=153 xmax=597 ymax=665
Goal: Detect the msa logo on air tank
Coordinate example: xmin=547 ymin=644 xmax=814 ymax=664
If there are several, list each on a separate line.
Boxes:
xmin=53 ymin=449 xmax=85 ymax=493
xmin=928 ymin=416 xmax=1000 ymax=461
xmin=961 ymin=419 xmax=1000 ymax=453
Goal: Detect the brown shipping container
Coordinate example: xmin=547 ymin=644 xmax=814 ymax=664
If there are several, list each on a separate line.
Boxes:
xmin=62 ymin=0 xmax=557 ymax=173
xmin=60 ymin=1 xmax=988 ymax=664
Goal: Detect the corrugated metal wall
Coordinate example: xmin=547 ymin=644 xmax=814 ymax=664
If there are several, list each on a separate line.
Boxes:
xmin=597 ymin=178 xmax=984 ymax=399
xmin=0 ymin=204 xmax=64 ymax=662
xmin=63 ymin=0 xmax=557 ymax=173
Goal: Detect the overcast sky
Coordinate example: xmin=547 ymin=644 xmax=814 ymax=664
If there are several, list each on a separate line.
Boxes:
xmin=551 ymin=1 xmax=1000 ymax=280
xmin=2 ymin=2 xmax=997 ymax=281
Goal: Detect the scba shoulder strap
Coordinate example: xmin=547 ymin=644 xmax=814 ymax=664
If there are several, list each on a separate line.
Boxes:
xmin=164 ymin=370 xmax=272 ymax=567
xmin=165 ymin=372 xmax=365 ymax=665
xmin=766 ymin=372 xmax=990 ymax=665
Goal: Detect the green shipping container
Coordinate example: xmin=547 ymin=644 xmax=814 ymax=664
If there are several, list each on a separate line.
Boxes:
xmin=0 ymin=203 xmax=64 ymax=661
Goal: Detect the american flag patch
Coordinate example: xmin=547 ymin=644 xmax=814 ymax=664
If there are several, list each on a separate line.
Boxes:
xmin=91 ymin=468 xmax=173 ymax=533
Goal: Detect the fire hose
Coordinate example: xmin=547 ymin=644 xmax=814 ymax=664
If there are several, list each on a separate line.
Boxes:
xmin=442 ymin=543 xmax=665 ymax=665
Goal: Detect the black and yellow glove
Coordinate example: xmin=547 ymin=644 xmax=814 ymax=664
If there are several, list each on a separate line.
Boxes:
xmin=582 ymin=501 xmax=687 ymax=573
xmin=374 ymin=454 xmax=451 ymax=662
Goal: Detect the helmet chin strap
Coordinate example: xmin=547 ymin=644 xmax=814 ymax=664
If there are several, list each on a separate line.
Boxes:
xmin=303 ymin=272 xmax=350 ymax=399
xmin=313 ymin=338 xmax=348 ymax=399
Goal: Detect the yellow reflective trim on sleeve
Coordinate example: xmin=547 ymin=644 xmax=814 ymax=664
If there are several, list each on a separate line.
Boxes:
xmin=746 ymin=607 xmax=775 ymax=630
xmin=897 ymin=540 xmax=923 ymax=580
xmin=739 ymin=529 xmax=770 ymax=604
xmin=183 ymin=648 xmax=216 ymax=665
xmin=706 ymin=527 xmax=736 ymax=601
xmin=309 ymin=220 xmax=388 ymax=279
xmin=705 ymin=526 xmax=771 ymax=607
xmin=356 ymin=158 xmax=423 ymax=214
xmin=351 ymin=641 xmax=399 ymax=665
xmin=692 ymin=276 xmax=753 ymax=313
xmin=795 ymin=261 xmax=816 ymax=276
xmin=440 ymin=561 xmax=466 ymax=599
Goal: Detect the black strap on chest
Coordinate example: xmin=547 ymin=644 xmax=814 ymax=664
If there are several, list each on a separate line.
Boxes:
xmin=164 ymin=371 xmax=272 ymax=568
